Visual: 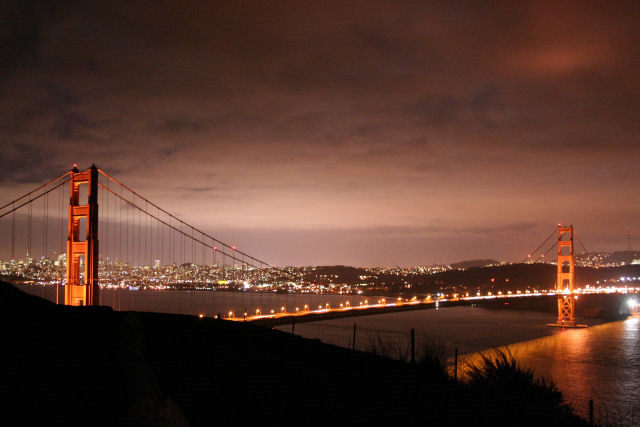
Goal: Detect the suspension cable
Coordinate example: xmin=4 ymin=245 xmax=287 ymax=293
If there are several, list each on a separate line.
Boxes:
xmin=97 ymin=182 xmax=296 ymax=280
xmin=0 ymin=170 xmax=72 ymax=211
xmin=521 ymin=228 xmax=557 ymax=263
xmin=0 ymin=177 xmax=71 ymax=219
xmin=97 ymin=168 xmax=274 ymax=269
xmin=576 ymin=237 xmax=588 ymax=255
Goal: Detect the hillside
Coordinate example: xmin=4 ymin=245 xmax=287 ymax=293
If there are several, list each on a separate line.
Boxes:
xmin=412 ymin=264 xmax=640 ymax=294
xmin=450 ymin=259 xmax=501 ymax=269
xmin=304 ymin=264 xmax=640 ymax=295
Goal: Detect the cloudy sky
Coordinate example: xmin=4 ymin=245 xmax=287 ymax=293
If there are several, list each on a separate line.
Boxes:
xmin=1 ymin=1 xmax=639 ymax=266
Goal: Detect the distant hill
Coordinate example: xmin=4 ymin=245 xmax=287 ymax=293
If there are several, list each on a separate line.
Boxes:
xmin=450 ymin=259 xmax=501 ymax=269
xmin=412 ymin=263 xmax=640 ymax=294
xmin=302 ymin=263 xmax=640 ymax=295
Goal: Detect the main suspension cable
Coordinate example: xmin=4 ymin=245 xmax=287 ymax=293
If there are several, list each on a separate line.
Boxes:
xmin=0 ymin=170 xmax=72 ymax=212
xmin=97 ymin=182 xmax=297 ymax=280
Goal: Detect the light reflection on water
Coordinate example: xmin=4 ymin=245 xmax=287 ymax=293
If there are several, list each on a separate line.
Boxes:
xmin=297 ymin=308 xmax=639 ymax=421
xmin=471 ymin=316 xmax=640 ymax=420
xmin=12 ymin=283 xmax=369 ymax=318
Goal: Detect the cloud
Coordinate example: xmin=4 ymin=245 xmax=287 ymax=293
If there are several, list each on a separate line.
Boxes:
xmin=0 ymin=0 xmax=638 ymax=264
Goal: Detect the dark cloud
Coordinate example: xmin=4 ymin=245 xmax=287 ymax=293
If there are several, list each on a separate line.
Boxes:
xmin=0 ymin=143 xmax=65 ymax=184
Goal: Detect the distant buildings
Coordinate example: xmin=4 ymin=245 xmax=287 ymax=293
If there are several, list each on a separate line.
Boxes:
xmin=1 ymin=250 xmax=638 ymax=296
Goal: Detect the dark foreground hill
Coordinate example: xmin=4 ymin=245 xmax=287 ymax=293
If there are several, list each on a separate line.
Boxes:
xmin=0 ymin=281 xmax=587 ymax=426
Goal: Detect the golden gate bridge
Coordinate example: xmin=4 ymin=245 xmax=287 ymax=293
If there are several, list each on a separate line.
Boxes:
xmin=0 ymin=165 xmax=638 ymax=326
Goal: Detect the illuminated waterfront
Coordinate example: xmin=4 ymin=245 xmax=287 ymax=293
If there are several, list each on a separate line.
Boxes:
xmin=13 ymin=283 xmax=370 ymax=318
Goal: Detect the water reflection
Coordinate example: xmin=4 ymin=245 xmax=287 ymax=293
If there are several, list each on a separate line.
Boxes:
xmin=465 ymin=317 xmax=640 ymax=421
xmin=12 ymin=283 xmax=370 ymax=318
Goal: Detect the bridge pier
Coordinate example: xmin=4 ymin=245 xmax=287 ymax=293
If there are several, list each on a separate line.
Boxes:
xmin=547 ymin=225 xmax=586 ymax=328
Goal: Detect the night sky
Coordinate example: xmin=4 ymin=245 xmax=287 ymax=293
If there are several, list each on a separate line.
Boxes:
xmin=1 ymin=1 xmax=639 ymax=266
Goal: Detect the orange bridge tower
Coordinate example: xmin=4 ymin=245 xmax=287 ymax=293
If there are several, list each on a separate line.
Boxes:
xmin=65 ymin=165 xmax=99 ymax=306
xmin=547 ymin=225 xmax=586 ymax=328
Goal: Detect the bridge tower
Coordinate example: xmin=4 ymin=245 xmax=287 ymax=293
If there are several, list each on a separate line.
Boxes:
xmin=65 ymin=165 xmax=99 ymax=306
xmin=547 ymin=225 xmax=585 ymax=328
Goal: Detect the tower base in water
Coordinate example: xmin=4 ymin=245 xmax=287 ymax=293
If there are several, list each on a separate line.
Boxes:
xmin=546 ymin=322 xmax=587 ymax=328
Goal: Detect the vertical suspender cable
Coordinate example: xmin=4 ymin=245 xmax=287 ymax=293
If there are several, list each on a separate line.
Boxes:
xmin=126 ymin=192 xmax=129 ymax=264
xmin=169 ymin=216 xmax=173 ymax=264
xmin=150 ymin=201 xmax=154 ymax=266
xmin=145 ymin=201 xmax=148 ymax=267
xmin=161 ymin=212 xmax=164 ymax=266
xmin=130 ymin=193 xmax=134 ymax=266
xmin=99 ymin=184 xmax=103 ymax=262
xmin=27 ymin=199 xmax=32 ymax=257
xmin=44 ymin=193 xmax=48 ymax=259
xmin=11 ymin=203 xmax=15 ymax=260
xmin=105 ymin=181 xmax=109 ymax=263
xmin=136 ymin=196 xmax=140 ymax=266
xmin=58 ymin=186 xmax=63 ymax=261
xmin=119 ymin=186 xmax=122 ymax=264
xmin=157 ymin=207 xmax=160 ymax=265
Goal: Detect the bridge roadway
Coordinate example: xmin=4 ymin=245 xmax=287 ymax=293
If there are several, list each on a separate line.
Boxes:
xmin=238 ymin=290 xmax=639 ymax=327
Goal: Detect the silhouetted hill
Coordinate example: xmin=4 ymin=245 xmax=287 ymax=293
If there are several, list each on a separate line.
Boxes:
xmin=413 ymin=264 xmax=640 ymax=294
xmin=303 ymin=264 xmax=640 ymax=295
xmin=1 ymin=281 xmax=588 ymax=426
xmin=450 ymin=259 xmax=501 ymax=269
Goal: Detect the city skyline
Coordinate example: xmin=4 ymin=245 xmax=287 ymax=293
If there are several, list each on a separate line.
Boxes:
xmin=2 ymin=1 xmax=639 ymax=266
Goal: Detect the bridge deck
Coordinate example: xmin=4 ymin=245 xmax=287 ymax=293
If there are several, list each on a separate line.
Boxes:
xmin=249 ymin=299 xmax=466 ymax=327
